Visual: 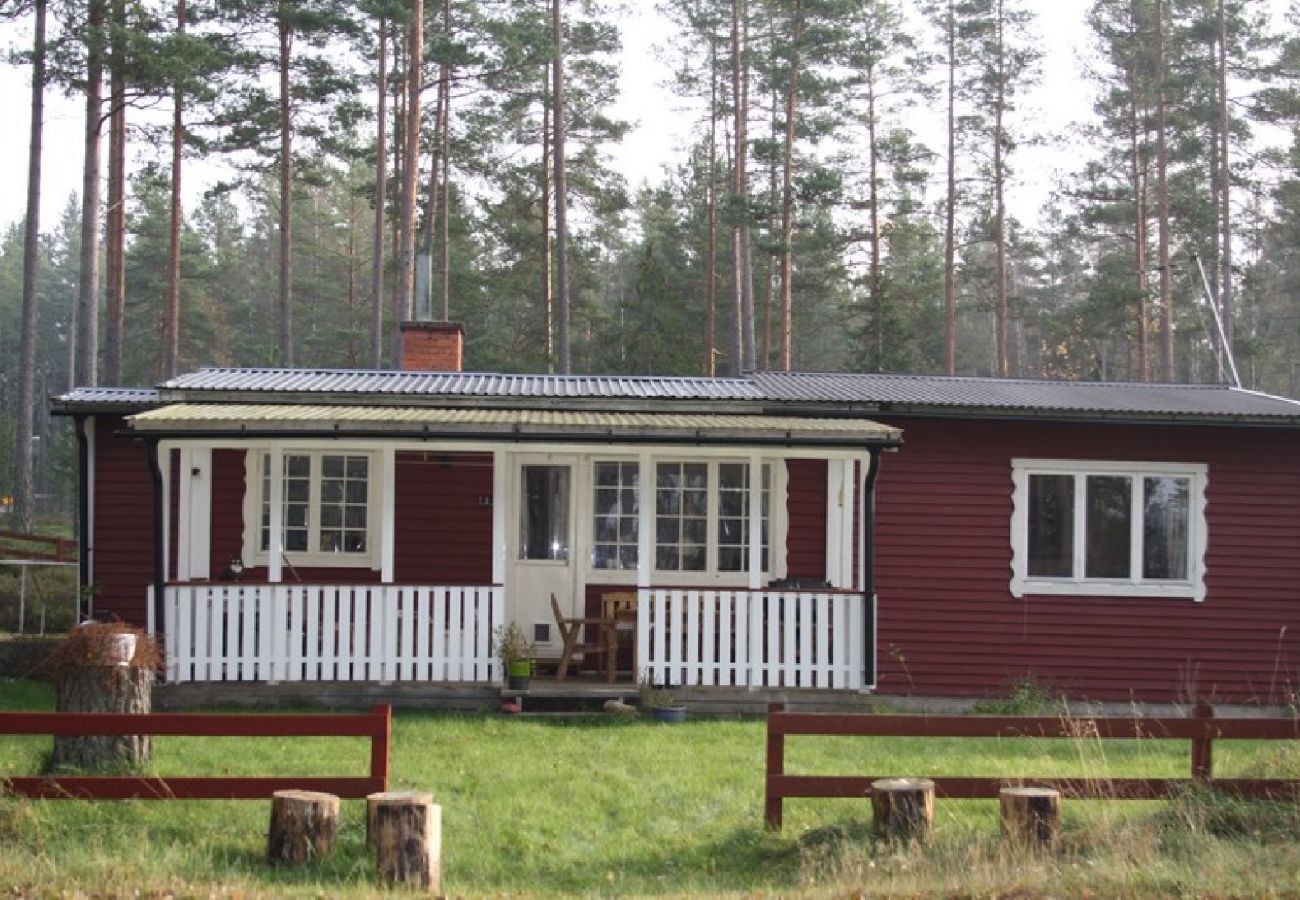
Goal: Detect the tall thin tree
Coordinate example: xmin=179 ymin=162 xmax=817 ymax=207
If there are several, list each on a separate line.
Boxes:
xmin=370 ymin=15 xmax=389 ymax=367
xmin=16 ymin=0 xmax=47 ymax=531
xmin=104 ymin=0 xmax=126 ymax=384
xmin=553 ymin=0 xmax=572 ymax=373
xmin=76 ymin=0 xmax=107 ymax=388
xmin=163 ymin=0 xmax=186 ymax=379
xmin=395 ymin=0 xmax=423 ymax=348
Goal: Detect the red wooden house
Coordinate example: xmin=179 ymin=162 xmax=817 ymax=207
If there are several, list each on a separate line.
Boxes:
xmin=53 ymin=323 xmax=1300 ymax=704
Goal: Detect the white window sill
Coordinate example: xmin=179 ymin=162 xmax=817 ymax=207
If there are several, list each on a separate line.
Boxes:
xmin=1012 ymin=578 xmax=1203 ymax=602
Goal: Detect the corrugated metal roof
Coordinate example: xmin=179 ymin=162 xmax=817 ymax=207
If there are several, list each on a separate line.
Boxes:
xmin=53 ymin=387 xmax=162 ymax=411
xmin=127 ymin=403 xmax=901 ymax=444
xmin=752 ymin=372 xmax=1300 ymax=421
xmin=162 ymin=368 xmax=764 ymax=401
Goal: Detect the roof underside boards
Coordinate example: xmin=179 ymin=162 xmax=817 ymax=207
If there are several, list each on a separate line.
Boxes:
xmin=125 ymin=403 xmax=902 ymax=447
xmin=161 ymin=368 xmax=764 ymax=401
xmin=753 ymin=371 xmax=1300 ymax=422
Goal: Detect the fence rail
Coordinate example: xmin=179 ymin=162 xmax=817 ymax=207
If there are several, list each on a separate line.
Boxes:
xmin=637 ymin=588 xmax=865 ymax=690
xmin=0 ymin=704 xmax=390 ymax=800
xmin=159 ymin=584 xmax=503 ymax=684
xmin=0 ymin=530 xmax=78 ymax=563
xmin=764 ymin=702 xmax=1300 ymax=829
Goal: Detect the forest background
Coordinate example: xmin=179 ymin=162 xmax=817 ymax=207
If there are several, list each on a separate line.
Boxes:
xmin=1 ymin=0 xmax=1299 ymax=527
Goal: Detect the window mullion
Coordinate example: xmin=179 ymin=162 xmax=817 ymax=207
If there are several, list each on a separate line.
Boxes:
xmin=707 ymin=462 xmax=718 ymax=576
xmin=1130 ymin=474 xmax=1143 ymax=584
xmin=1072 ymin=474 xmax=1085 ymax=580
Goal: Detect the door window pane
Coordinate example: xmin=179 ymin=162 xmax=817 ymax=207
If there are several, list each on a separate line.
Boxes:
xmin=1027 ymin=474 xmax=1074 ymax=577
xmin=1085 ymin=475 xmax=1131 ymax=578
xmin=1143 ymin=476 xmax=1190 ymax=580
xmin=520 ymin=465 xmax=570 ymax=561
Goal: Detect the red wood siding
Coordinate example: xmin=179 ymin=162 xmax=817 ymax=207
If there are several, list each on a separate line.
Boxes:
xmin=91 ymin=417 xmax=153 ymax=626
xmin=393 ymin=451 xmax=493 ymax=583
xmin=785 ymin=459 xmax=828 ymax=580
xmin=209 ymin=449 xmax=246 ymax=576
xmin=873 ymin=417 xmax=1300 ymax=703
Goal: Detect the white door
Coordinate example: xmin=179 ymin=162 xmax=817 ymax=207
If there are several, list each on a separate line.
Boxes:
xmin=508 ymin=455 xmax=579 ymax=655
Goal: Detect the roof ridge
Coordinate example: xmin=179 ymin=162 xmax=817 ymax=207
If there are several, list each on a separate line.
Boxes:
xmin=754 ymin=370 xmax=1235 ymax=390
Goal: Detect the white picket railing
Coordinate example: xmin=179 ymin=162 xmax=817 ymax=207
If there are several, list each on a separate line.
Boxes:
xmin=636 ymin=588 xmax=865 ymax=690
xmin=157 ymin=584 xmax=503 ymax=684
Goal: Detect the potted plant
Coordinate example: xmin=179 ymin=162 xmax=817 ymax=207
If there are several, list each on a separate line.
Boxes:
xmin=640 ymin=679 xmax=687 ymax=723
xmin=494 ymin=621 xmax=535 ymax=691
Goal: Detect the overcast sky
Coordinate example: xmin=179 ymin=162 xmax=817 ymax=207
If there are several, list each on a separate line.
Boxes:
xmin=0 ymin=1 xmax=1286 ymax=236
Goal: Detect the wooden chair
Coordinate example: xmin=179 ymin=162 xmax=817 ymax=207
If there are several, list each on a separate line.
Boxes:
xmin=550 ymin=593 xmax=608 ymax=682
xmin=600 ymin=592 xmax=638 ymax=683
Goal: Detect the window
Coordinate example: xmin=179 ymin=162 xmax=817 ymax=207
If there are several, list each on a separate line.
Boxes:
xmin=250 ymin=451 xmax=377 ymax=567
xmin=1011 ymin=459 xmax=1206 ymax=600
xmin=654 ymin=461 xmax=771 ymax=575
xmin=592 ymin=461 xmax=639 ymax=570
xmin=519 ymin=464 xmax=570 ymax=561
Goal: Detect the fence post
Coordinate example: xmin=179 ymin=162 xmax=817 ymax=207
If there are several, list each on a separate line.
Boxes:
xmin=1191 ymin=701 xmax=1215 ymax=784
xmin=765 ymin=702 xmax=785 ymax=829
xmin=371 ymin=704 xmax=392 ymax=791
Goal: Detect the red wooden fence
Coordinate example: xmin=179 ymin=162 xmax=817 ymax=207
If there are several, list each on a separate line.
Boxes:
xmin=0 ymin=705 xmax=390 ymax=800
xmin=0 ymin=531 xmax=78 ymax=563
xmin=764 ymin=702 xmax=1300 ymax=829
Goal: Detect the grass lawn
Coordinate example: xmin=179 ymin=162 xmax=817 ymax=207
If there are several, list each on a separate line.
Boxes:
xmin=2 ymin=678 xmax=1300 ymax=897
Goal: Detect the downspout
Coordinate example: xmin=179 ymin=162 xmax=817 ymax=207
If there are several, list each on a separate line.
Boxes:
xmin=74 ymin=414 xmax=91 ymax=618
xmin=146 ymin=436 xmax=165 ymax=639
xmin=860 ymin=446 xmax=883 ymax=689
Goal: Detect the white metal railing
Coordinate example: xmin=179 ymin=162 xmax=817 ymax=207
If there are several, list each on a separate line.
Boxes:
xmin=636 ymin=588 xmax=865 ymax=690
xmin=156 ymin=584 xmax=503 ymax=684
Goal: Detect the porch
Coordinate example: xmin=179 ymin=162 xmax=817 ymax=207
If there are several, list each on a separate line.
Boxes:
xmin=152 ymin=583 xmax=871 ymax=691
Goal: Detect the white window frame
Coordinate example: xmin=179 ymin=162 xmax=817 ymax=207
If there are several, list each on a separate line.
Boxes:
xmin=242 ymin=449 xmax=382 ymax=570
xmin=1010 ymin=458 xmax=1208 ymax=601
xmin=579 ymin=455 xmax=788 ymax=586
xmin=651 ymin=458 xmax=775 ymax=580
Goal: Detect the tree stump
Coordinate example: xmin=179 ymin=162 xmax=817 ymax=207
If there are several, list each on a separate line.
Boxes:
xmin=372 ymin=791 xmax=441 ymax=891
xmin=999 ymin=786 xmax=1060 ymax=850
xmin=51 ymin=665 xmax=152 ymax=770
xmin=871 ymin=777 xmax=935 ymax=841
xmin=267 ymin=790 xmax=340 ymax=864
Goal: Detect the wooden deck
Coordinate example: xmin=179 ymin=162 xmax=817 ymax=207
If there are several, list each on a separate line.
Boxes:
xmin=154 ymin=677 xmax=876 ymax=714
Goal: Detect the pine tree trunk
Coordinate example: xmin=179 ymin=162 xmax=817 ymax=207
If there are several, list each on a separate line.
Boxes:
xmin=76 ymin=0 xmax=106 ymax=389
xmin=277 ymin=6 xmax=295 ymax=366
xmin=705 ymin=35 xmax=718 ymax=377
xmin=778 ymin=0 xmax=801 ymax=372
xmin=943 ymin=0 xmax=957 ymax=375
xmin=738 ymin=2 xmax=755 ymax=372
xmin=867 ymin=72 xmax=883 ymax=370
xmin=542 ymin=67 xmax=554 ymax=370
xmin=993 ymin=0 xmax=1008 ymax=378
xmin=370 ymin=17 xmax=388 ymax=368
xmin=51 ymin=666 xmax=152 ymax=770
xmin=1126 ymin=10 xmax=1149 ymax=382
xmin=1155 ymin=0 xmax=1174 ymax=380
xmin=1215 ymin=0 xmax=1232 ymax=351
xmin=104 ymin=0 xmax=126 ymax=386
xmin=16 ymin=0 xmax=46 ymax=532
xmin=163 ymin=0 xmax=186 ymax=381
xmin=553 ymin=0 xmax=571 ymax=374
xmin=396 ymin=0 xmax=423 ymax=355
xmin=439 ymin=0 xmax=452 ymax=322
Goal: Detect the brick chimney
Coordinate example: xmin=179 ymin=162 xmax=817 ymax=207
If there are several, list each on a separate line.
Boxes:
xmin=400 ymin=321 xmax=464 ymax=372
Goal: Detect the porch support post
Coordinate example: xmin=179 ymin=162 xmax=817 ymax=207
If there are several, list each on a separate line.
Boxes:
xmin=145 ymin=437 xmax=165 ymax=638
xmin=747 ymin=452 xmax=763 ymax=590
xmin=636 ymin=450 xmax=653 ymax=684
xmin=636 ymin=451 xmax=653 ymax=590
xmin=825 ymin=458 xmax=854 ymax=589
xmin=860 ymin=448 xmax=883 ymax=689
xmin=177 ymin=446 xmax=212 ymax=581
xmin=74 ymin=415 xmax=93 ymax=616
xmin=268 ymin=445 xmax=284 ymax=584
xmin=490 ymin=450 xmax=506 ymax=585
xmin=160 ymin=441 xmax=173 ymax=583
xmin=380 ymin=447 xmax=396 ymax=583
